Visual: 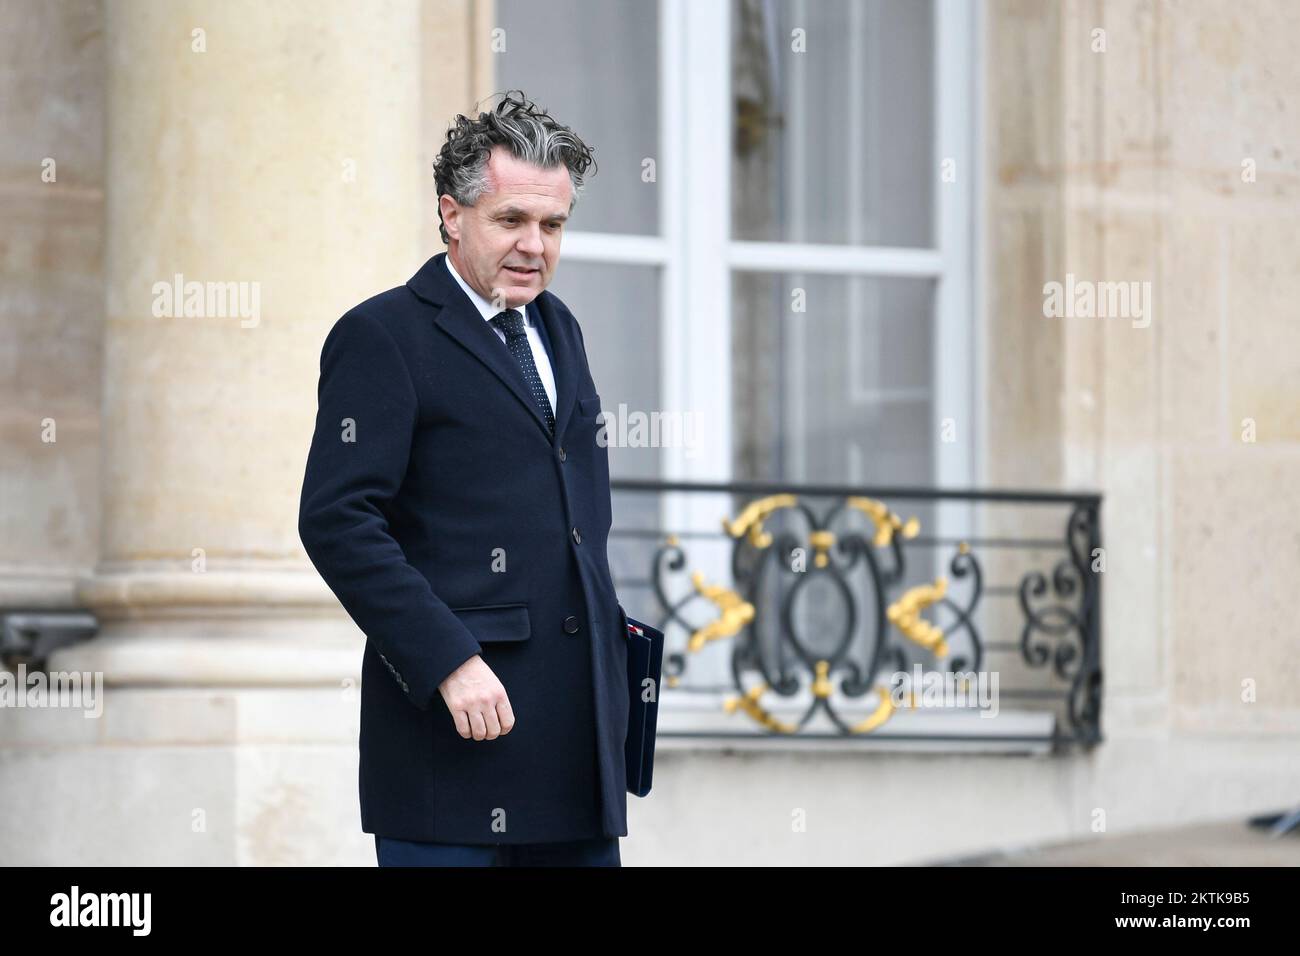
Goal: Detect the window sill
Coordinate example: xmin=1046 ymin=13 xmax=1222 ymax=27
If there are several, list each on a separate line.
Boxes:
xmin=654 ymin=690 xmax=1059 ymax=755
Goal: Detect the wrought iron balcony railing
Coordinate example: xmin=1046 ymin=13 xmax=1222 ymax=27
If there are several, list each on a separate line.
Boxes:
xmin=609 ymin=479 xmax=1102 ymax=753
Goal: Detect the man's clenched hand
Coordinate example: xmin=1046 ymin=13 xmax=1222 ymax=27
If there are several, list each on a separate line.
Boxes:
xmin=438 ymin=655 xmax=515 ymax=740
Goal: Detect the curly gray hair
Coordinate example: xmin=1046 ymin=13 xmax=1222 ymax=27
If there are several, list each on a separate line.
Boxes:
xmin=433 ymin=90 xmax=597 ymax=245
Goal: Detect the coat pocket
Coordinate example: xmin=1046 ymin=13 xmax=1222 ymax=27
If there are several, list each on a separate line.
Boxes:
xmin=448 ymin=603 xmax=531 ymax=642
xmin=578 ymin=395 xmax=601 ymax=417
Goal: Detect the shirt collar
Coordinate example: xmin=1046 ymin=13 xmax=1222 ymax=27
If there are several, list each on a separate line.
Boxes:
xmin=443 ymin=254 xmax=530 ymax=327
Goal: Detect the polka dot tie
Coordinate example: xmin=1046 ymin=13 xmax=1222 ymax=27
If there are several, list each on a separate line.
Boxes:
xmin=490 ymin=309 xmax=555 ymax=435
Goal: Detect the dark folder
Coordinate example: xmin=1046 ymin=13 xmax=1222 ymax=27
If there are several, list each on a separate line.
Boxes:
xmin=620 ymin=607 xmax=664 ymax=797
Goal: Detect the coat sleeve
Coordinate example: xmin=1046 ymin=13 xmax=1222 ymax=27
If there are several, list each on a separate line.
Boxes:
xmin=297 ymin=309 xmax=482 ymax=711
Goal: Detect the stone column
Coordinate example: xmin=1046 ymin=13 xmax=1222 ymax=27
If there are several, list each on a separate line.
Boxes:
xmin=33 ymin=0 xmax=427 ymax=865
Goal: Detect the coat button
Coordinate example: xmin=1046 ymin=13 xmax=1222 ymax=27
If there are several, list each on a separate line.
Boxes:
xmin=571 ymin=526 xmax=582 ymax=544
xmin=558 ymin=446 xmax=566 ymax=462
xmin=563 ymin=615 xmax=579 ymax=634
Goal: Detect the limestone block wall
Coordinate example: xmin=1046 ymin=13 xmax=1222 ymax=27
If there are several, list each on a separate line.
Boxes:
xmin=986 ymin=0 xmax=1300 ymax=786
xmin=0 ymin=0 xmax=104 ymax=609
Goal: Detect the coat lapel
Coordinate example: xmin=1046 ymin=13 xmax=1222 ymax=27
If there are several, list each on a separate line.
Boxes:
xmin=407 ymin=252 xmax=576 ymax=443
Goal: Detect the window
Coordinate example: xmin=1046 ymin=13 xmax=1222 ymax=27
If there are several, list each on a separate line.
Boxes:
xmin=496 ymin=0 xmax=978 ymax=731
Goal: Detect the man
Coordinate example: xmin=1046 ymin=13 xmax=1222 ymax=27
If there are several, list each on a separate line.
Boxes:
xmin=297 ymin=92 xmax=630 ymax=867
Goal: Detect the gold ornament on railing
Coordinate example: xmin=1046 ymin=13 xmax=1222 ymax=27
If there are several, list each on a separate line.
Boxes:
xmin=723 ymin=683 xmax=799 ymax=734
xmin=808 ymin=530 xmax=835 ymax=567
xmin=887 ymin=577 xmax=949 ymax=657
xmin=810 ymin=659 xmax=833 ymax=699
xmin=845 ymin=496 xmax=921 ymax=547
xmin=686 ymin=571 xmax=755 ymax=653
xmin=850 ymin=688 xmax=901 ymax=734
xmin=816 ymin=660 xmax=911 ymax=734
xmin=696 ymin=496 xmax=937 ymax=733
xmin=721 ymin=493 xmax=798 ymax=548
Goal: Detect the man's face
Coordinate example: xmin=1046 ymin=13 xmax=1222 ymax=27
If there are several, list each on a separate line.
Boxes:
xmin=441 ymin=145 xmax=572 ymax=308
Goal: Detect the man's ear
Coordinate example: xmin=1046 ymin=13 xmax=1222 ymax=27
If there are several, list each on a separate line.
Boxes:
xmin=439 ymin=193 xmax=461 ymax=241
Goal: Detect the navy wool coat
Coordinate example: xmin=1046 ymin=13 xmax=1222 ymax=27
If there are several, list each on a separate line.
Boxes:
xmin=297 ymin=252 xmax=629 ymax=844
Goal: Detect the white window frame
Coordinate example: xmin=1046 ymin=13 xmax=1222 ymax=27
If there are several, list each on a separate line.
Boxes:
xmin=558 ymin=0 xmax=984 ymax=741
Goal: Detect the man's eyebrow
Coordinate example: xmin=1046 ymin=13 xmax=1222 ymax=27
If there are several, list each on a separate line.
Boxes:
xmin=496 ymin=206 xmax=569 ymax=222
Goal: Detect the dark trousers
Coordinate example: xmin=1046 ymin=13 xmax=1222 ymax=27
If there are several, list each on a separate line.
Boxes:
xmin=375 ymin=833 xmax=621 ymax=867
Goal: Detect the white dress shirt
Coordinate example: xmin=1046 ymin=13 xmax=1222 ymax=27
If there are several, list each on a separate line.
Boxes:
xmin=444 ymin=254 xmax=557 ymax=414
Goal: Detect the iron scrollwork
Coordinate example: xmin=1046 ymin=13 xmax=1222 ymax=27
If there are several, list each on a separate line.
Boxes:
xmin=626 ymin=484 xmax=1102 ymax=750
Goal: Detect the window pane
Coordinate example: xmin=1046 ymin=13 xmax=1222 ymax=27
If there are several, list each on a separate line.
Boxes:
xmin=731 ymin=270 xmax=935 ymax=485
xmin=544 ymin=260 xmax=662 ymax=483
xmin=546 ymin=261 xmax=662 ymax=622
xmin=731 ymin=0 xmax=934 ymax=247
xmin=496 ymin=0 xmax=660 ymax=235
